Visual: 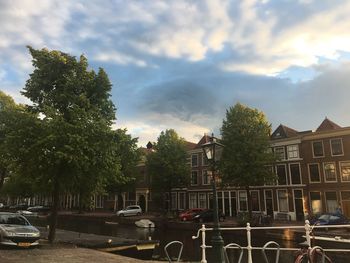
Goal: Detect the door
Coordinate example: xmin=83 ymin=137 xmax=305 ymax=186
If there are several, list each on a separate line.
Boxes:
xmin=139 ymin=195 xmax=146 ymax=212
xmin=265 ymin=190 xmax=274 ymax=218
xmin=294 ymin=190 xmax=304 ymax=221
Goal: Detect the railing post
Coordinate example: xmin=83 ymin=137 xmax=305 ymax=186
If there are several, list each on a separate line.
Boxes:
xmin=246 ymin=222 xmax=253 ymax=263
xmin=305 ymin=220 xmax=311 ymax=248
xmin=200 ymin=224 xmax=207 ymax=263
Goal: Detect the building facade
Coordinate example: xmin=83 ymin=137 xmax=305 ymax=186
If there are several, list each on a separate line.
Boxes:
xmin=168 ymin=118 xmax=350 ymax=220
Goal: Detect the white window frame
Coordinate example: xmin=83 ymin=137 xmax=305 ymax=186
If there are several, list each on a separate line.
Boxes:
xmin=191 ymin=154 xmax=198 ymax=167
xmin=276 ymin=164 xmax=288 ymax=185
xmin=277 ymin=189 xmax=289 ymax=212
xmin=309 ymin=191 xmax=322 ymax=215
xmin=312 ymin=141 xmax=325 ymax=158
xmin=264 ymin=189 xmax=274 ymax=214
xmin=238 ymin=191 xmax=248 ymax=212
xmin=287 ymin=145 xmax=299 ymax=159
xmin=274 ymin=146 xmax=286 ymax=161
xmin=178 ymin=192 xmax=186 ymax=210
xmin=171 ymin=192 xmax=177 ymax=210
xmin=330 ymin=138 xmax=344 ymax=156
xmin=339 ymin=161 xmax=350 ymax=182
xmin=202 ymin=170 xmax=210 ymax=185
xmin=198 ymin=193 xmax=207 ymax=209
xmin=289 ymin=163 xmax=302 ymax=185
xmin=250 ymin=190 xmax=260 ymax=212
xmin=189 ymin=193 xmax=197 ymax=209
xmin=323 ymin=162 xmax=337 ymax=182
xmin=191 ymin=170 xmax=199 ymax=185
xmin=308 ymin=163 xmax=321 ymax=183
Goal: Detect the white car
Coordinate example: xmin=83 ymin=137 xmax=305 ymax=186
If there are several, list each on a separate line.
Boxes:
xmin=116 ymin=205 xmax=142 ymax=217
xmin=0 ymin=212 xmax=40 ymax=247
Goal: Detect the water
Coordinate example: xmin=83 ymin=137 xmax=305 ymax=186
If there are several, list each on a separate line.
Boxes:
xmin=31 ymin=217 xmax=350 ymax=262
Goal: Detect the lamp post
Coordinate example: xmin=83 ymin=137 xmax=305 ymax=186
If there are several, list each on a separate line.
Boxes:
xmin=201 ymin=134 xmax=225 ymax=263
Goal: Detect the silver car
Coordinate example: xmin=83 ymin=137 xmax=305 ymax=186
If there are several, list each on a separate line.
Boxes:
xmin=0 ymin=212 xmax=40 ymax=247
xmin=116 ymin=205 xmax=142 ymax=216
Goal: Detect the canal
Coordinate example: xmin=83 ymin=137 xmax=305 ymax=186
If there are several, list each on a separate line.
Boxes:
xmin=32 ymin=217 xmax=350 ymax=262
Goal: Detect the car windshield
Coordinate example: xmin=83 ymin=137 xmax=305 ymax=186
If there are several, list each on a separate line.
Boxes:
xmin=318 ymin=214 xmax=330 ymax=221
xmin=0 ymin=214 xmax=30 ymax=226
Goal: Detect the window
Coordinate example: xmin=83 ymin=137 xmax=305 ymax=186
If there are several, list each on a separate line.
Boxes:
xmin=324 ymin=162 xmax=337 ymax=182
xmin=287 ymin=145 xmax=299 ymax=159
xmin=191 ymin=171 xmax=198 ymax=185
xmin=198 ymin=193 xmax=207 ymax=208
xmin=178 ymin=192 xmax=185 ymax=210
xmin=312 ymin=141 xmax=324 ymax=157
xmin=239 ymin=191 xmax=247 ymax=211
xmin=202 ymin=170 xmax=210 ymax=185
xmin=308 ymin=164 xmax=320 ymax=182
xmin=191 ymin=154 xmax=198 ymax=167
xmin=95 ymin=195 xmax=104 ymax=208
xmin=290 ymin=163 xmax=301 ymax=185
xmin=189 ymin=193 xmax=197 ymax=208
xmin=171 ymin=193 xmax=177 ymax=210
xmin=340 ymin=162 xmax=350 ymax=181
xmin=202 ymin=153 xmax=209 ymax=166
xmin=276 ymin=165 xmax=287 ymax=185
xmin=277 ymin=190 xmax=288 ymax=212
xmin=330 ymin=138 xmax=343 ymax=156
xmin=251 ymin=191 xmax=260 ymax=211
xmin=274 ymin=147 xmax=285 ymax=160
xmin=325 ymin=192 xmax=337 ymax=213
xmin=310 ymin=192 xmax=322 ymax=214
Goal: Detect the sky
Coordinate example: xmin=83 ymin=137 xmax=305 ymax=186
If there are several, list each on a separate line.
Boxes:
xmin=1 ymin=0 xmax=350 ymax=146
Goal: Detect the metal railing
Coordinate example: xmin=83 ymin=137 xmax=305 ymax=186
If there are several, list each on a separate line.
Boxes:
xmin=192 ymin=220 xmax=350 ymax=263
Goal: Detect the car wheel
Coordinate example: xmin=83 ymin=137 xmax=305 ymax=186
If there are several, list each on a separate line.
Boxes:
xmin=119 ymin=213 xmax=124 ymax=217
xmin=137 ymin=212 xmax=141 ymax=216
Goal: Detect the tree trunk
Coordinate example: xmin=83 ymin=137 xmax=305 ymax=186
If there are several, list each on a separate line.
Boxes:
xmin=0 ymin=167 xmax=7 ymax=189
xmin=48 ymin=178 xmax=60 ymax=243
xmin=246 ymin=186 xmax=252 ymax=221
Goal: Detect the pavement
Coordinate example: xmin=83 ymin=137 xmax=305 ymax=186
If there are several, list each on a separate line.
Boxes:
xmin=0 ymin=242 xmax=156 ymax=263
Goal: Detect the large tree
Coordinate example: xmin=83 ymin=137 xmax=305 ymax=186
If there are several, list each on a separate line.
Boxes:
xmin=146 ymin=129 xmax=190 ymax=213
xmin=220 ymin=103 xmax=275 ymax=220
xmin=4 ymin=47 xmax=125 ymax=242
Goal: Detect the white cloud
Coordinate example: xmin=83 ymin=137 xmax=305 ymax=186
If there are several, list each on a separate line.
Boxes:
xmin=94 ymin=51 xmax=147 ymax=67
xmin=116 ymin=113 xmax=210 ymax=147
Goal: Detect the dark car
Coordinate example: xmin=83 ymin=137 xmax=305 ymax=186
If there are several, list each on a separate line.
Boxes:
xmin=310 ymin=213 xmax=349 ymax=226
xmin=179 ymin=208 xmax=205 ymax=221
xmin=27 ymin=206 xmax=51 ymax=214
xmin=193 ymin=209 xmax=225 ymax=223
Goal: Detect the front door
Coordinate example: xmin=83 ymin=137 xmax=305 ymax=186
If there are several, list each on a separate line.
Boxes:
xmin=294 ymin=190 xmax=304 ymax=221
xmin=265 ymin=190 xmax=274 ymax=218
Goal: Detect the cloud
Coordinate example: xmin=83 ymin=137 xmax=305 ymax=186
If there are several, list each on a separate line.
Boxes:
xmin=94 ymin=51 xmax=147 ymax=67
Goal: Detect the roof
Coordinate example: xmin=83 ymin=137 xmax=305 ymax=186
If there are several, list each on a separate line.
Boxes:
xmin=271 ymin=124 xmax=300 ymax=140
xmin=316 ymin=118 xmax=342 ymax=132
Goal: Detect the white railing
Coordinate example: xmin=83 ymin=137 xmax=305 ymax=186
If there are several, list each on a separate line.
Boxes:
xmin=192 ymin=220 xmax=350 ymax=263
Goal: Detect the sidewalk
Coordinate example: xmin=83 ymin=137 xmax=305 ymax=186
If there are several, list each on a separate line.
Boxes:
xmin=0 ymin=242 xmax=156 ymax=263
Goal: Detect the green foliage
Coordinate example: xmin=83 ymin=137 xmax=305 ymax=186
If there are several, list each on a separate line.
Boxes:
xmin=220 ymin=103 xmax=275 ymax=186
xmin=146 ymin=129 xmax=190 ymax=210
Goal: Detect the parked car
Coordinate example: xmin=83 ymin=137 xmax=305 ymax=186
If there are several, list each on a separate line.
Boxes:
xmin=27 ymin=206 xmax=51 ymax=214
xmin=9 ymin=204 xmax=28 ymax=211
xmin=179 ymin=208 xmax=205 ymax=221
xmin=116 ymin=205 xmax=142 ymax=217
xmin=310 ymin=213 xmax=349 ymax=226
xmin=193 ymin=209 xmax=225 ymax=223
xmin=0 ymin=212 xmax=40 ymax=247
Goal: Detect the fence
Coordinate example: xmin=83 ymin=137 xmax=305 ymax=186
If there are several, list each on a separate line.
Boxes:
xmin=191 ymin=220 xmax=350 ymax=263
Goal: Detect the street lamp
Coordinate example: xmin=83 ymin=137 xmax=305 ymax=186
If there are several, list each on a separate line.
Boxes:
xmin=201 ymin=134 xmax=225 ymax=263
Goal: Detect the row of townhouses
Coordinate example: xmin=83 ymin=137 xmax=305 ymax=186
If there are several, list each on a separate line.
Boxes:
xmin=6 ymin=118 xmax=350 ymax=221
xmin=134 ymin=118 xmax=350 ymax=221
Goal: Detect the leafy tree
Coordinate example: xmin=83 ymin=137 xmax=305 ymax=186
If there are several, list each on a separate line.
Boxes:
xmin=146 ymin=129 xmax=190 ymax=213
xmin=220 ymin=103 xmax=275 ymax=220
xmin=4 ymin=47 xmax=125 ymax=242
xmin=0 ymin=92 xmax=23 ymax=190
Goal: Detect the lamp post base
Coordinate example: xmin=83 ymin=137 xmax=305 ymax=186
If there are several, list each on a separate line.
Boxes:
xmin=211 ymin=229 xmax=226 ymax=263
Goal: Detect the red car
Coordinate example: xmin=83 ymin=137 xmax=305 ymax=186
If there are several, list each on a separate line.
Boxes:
xmin=179 ymin=208 xmax=205 ymax=221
